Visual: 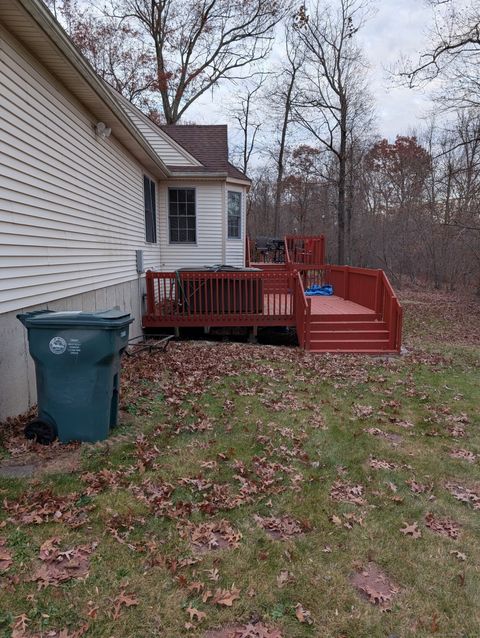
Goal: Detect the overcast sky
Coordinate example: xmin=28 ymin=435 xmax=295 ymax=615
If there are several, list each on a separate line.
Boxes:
xmin=187 ymin=0 xmax=437 ymax=143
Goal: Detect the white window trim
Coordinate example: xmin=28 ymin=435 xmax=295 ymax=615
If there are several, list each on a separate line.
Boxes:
xmin=167 ymin=186 xmax=197 ymax=245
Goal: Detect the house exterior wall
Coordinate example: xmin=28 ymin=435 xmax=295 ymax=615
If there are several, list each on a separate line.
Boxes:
xmin=119 ymin=101 xmax=201 ymax=168
xmin=0 ymin=26 xmax=156 ymax=420
xmin=157 ymin=180 xmax=247 ymax=270
xmin=157 ymin=180 xmax=224 ymax=269
xmin=0 ymin=26 xmax=161 ymax=315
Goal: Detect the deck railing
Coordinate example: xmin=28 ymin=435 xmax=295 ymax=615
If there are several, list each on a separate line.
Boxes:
xmin=294 ymin=271 xmax=311 ymax=349
xmin=144 ymin=269 xmax=296 ymax=328
xmin=247 ymin=234 xmax=325 ymax=267
xmin=285 ymin=235 xmax=325 ymax=267
xmin=301 ymin=265 xmax=403 ymax=352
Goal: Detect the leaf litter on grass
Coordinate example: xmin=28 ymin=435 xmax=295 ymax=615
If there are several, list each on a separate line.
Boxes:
xmin=29 ymin=537 xmax=97 ymax=589
xmin=254 ymin=514 xmax=307 ymax=540
xmin=1 ymin=290 xmax=479 ymax=637
xmin=351 ymin=562 xmax=399 ymax=610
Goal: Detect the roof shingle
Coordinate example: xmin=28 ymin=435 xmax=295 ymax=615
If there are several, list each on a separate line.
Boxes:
xmin=161 ymin=124 xmax=250 ymax=181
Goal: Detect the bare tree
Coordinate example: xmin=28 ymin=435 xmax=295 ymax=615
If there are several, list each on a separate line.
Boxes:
xmin=43 ymin=0 xmax=158 ymax=111
xmin=269 ymin=24 xmax=304 ymax=236
xmin=400 ymin=0 xmax=480 ymax=112
xmin=228 ymin=76 xmax=267 ymax=175
xmin=111 ymin=0 xmax=291 ymax=124
xmin=294 ymin=0 xmax=372 ymax=263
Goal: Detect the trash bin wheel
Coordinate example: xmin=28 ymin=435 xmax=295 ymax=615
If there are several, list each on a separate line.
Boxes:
xmin=24 ymin=419 xmax=58 ymax=445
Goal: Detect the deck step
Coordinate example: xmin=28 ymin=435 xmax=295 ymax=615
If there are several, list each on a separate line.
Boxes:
xmin=309 ymin=347 xmax=397 ymax=354
xmin=308 ymin=339 xmax=392 ymax=351
xmin=309 ymin=330 xmax=390 ymax=340
xmin=309 ymin=313 xmax=379 ymax=322
xmin=309 ymin=320 xmax=386 ymax=330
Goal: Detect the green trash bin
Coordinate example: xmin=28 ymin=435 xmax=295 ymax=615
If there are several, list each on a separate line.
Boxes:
xmin=17 ymin=309 xmax=134 ymax=444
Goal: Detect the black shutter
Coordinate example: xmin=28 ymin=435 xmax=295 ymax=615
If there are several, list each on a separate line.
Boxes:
xmin=144 ymin=176 xmax=157 ymax=243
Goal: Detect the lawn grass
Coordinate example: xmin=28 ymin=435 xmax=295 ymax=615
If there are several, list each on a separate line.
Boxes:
xmin=0 ymin=290 xmax=479 ymax=637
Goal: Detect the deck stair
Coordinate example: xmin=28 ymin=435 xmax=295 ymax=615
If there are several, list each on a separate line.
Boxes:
xmin=308 ymin=315 xmax=391 ymax=353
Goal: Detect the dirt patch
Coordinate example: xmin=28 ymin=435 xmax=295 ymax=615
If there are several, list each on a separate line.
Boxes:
xmin=181 ymin=520 xmax=242 ymax=553
xmin=205 ymin=623 xmax=282 ymax=638
xmin=351 ymin=562 xmax=399 ymax=609
xmin=0 ymin=447 xmax=82 ymax=479
xmin=254 ymin=514 xmax=307 ymax=540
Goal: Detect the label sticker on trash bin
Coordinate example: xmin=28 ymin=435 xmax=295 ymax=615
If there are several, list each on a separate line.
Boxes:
xmin=49 ymin=336 xmax=67 ymax=355
xmin=67 ymin=338 xmax=81 ymax=355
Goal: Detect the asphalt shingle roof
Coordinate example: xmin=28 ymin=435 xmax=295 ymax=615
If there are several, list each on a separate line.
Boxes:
xmin=161 ymin=124 xmax=249 ymax=181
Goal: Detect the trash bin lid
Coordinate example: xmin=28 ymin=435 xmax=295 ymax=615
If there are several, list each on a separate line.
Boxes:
xmin=18 ymin=309 xmax=133 ymax=328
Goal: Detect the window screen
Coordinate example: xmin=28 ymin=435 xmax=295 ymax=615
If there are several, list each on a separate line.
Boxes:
xmin=228 ymin=191 xmax=242 ymax=239
xmin=227 ymin=191 xmax=241 ymax=239
xmin=144 ymin=176 xmax=157 ymax=243
xmin=168 ymin=188 xmax=196 ymax=243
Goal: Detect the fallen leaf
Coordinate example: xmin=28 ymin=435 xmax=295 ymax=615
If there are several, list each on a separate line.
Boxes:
xmin=212 ymin=585 xmax=241 ymax=607
xmin=112 ymin=590 xmax=139 ymax=619
xmin=400 ymin=522 xmax=422 ymax=539
xmin=276 ymin=570 xmax=293 ymax=588
xmin=0 ymin=538 xmax=13 ymax=572
xmin=295 ymin=603 xmax=313 ymax=624
xmin=186 ymin=606 xmax=207 ymax=622
xmin=450 ymin=550 xmax=467 ymax=561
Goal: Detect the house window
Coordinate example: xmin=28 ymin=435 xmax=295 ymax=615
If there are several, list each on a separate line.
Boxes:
xmin=144 ymin=176 xmax=157 ymax=243
xmin=227 ymin=191 xmax=241 ymax=239
xmin=169 ymin=188 xmax=196 ymax=243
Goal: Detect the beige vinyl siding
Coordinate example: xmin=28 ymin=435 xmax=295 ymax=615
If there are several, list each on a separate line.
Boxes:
xmin=158 ymin=181 xmax=224 ymax=269
xmin=0 ymin=28 xmax=161 ymax=314
xmin=225 ymin=184 xmax=247 ymax=267
xmin=120 ymin=102 xmax=201 ymax=168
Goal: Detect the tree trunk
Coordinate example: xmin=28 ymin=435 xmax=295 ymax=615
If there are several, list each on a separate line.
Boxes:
xmin=337 ymin=102 xmax=347 ymax=264
xmin=273 ymin=69 xmax=296 ymax=237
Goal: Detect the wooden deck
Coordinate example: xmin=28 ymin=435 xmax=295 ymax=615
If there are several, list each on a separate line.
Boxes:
xmin=309 ymin=295 xmax=376 ymax=317
xmin=143 ymin=236 xmax=403 ymax=354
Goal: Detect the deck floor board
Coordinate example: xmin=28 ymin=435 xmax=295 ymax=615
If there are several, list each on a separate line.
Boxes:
xmin=309 ymin=295 xmax=376 ymax=317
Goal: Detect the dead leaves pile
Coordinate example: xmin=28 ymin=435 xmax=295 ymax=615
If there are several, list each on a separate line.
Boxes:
xmin=445 ymin=482 xmax=480 ymax=509
xmin=181 ymin=519 xmax=242 ymax=552
xmin=425 ymin=513 xmax=460 ymax=539
xmin=351 ymin=562 xmax=399 ymax=610
xmin=205 ymin=623 xmax=282 ymax=638
xmin=29 ymin=537 xmax=97 ymax=589
xmin=330 ymin=480 xmax=365 ymax=506
xmin=254 ymin=514 xmax=307 ymax=540
xmin=3 ymin=489 xmax=90 ymax=528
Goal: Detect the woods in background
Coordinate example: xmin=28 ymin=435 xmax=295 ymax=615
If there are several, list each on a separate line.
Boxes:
xmin=44 ymin=0 xmax=480 ymax=292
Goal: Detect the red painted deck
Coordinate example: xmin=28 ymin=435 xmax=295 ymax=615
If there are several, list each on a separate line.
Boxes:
xmin=143 ymin=236 xmax=402 ymax=355
xmin=309 ymin=295 xmax=376 ymax=316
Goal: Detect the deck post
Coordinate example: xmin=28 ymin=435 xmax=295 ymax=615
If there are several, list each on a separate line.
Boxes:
xmin=305 ymin=298 xmax=312 ymax=351
xmin=374 ymin=270 xmax=382 ymax=317
xmin=344 ymin=266 xmax=350 ymax=300
xmin=389 ymin=297 xmax=396 ymax=350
